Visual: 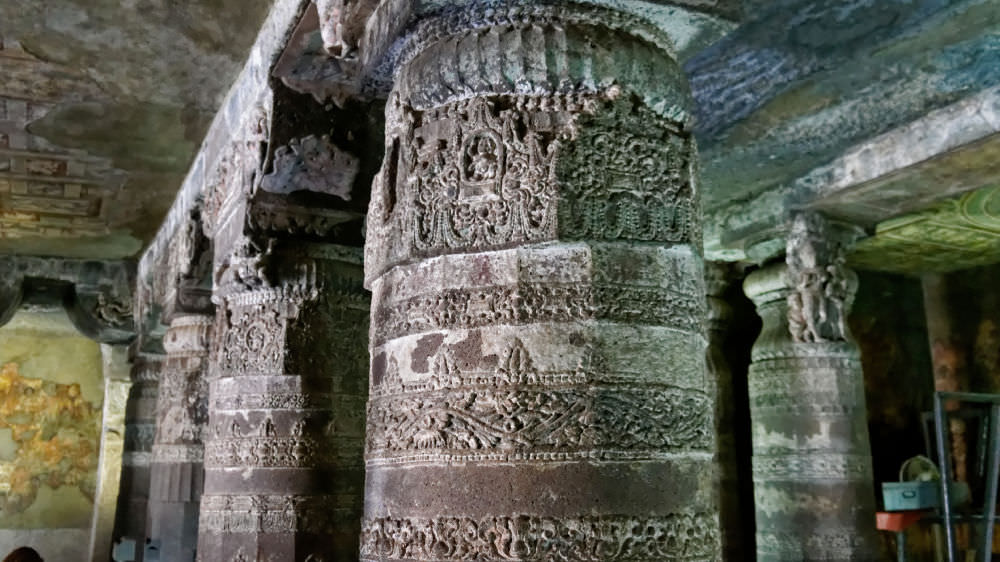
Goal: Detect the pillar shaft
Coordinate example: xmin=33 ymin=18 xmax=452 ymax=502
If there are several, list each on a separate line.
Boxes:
xmin=90 ymin=345 xmax=132 ymax=562
xmin=362 ymin=7 xmax=718 ymax=560
xmin=705 ymin=262 xmax=750 ymax=559
xmin=113 ymin=353 xmax=163 ymax=560
xmin=743 ymin=214 xmax=878 ymax=561
xmin=147 ymin=315 xmax=211 ymax=561
xmin=197 ymin=244 xmax=368 ymax=561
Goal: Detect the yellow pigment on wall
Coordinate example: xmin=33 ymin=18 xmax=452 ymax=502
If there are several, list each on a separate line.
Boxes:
xmin=0 ymin=310 xmax=103 ymax=529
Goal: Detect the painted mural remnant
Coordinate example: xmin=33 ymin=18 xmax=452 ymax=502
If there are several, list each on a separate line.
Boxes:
xmin=0 ymin=362 xmax=100 ymax=516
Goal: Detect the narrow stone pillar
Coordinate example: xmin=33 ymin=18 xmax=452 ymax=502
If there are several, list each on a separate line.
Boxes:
xmin=91 ymin=345 xmax=133 ymax=562
xmin=197 ymin=243 xmax=368 ymax=561
xmin=362 ymin=6 xmax=718 ymax=560
xmin=113 ymin=352 xmax=164 ymax=559
xmin=146 ymin=315 xmax=211 ymax=561
xmin=922 ymin=273 xmax=970 ymax=482
xmin=742 ymin=213 xmax=878 ymax=561
xmin=705 ymin=262 xmax=749 ymax=559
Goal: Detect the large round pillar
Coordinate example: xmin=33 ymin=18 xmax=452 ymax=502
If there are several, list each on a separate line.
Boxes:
xmin=362 ymin=6 xmax=718 ymax=560
xmin=742 ymin=214 xmax=878 ymax=561
xmin=147 ymin=315 xmax=211 ymax=562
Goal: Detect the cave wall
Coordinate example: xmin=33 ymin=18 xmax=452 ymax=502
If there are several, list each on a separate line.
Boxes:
xmin=0 ymin=309 xmax=104 ymax=562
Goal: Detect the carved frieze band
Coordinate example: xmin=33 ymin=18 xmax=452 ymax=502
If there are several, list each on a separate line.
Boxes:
xmin=757 ymin=530 xmax=873 ymax=559
xmin=204 ymin=437 xmax=333 ymax=468
xmin=366 ymin=385 xmax=711 ymax=465
xmin=372 ymin=283 xmax=702 ymax=346
xmin=360 ymin=513 xmax=719 ymax=561
xmin=152 ymin=443 xmax=205 ymax=464
xmin=752 ymin=454 xmax=873 ymax=482
xmin=123 ymin=451 xmax=152 ymax=467
xmin=199 ymin=494 xmax=354 ymax=534
xmin=212 ymin=392 xmax=327 ymax=411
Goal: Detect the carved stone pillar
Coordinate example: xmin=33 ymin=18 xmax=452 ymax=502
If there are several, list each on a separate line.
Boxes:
xmin=146 ymin=315 xmax=211 ymax=561
xmin=705 ymin=262 xmax=749 ymax=559
xmin=197 ymin=243 xmax=368 ymax=561
xmin=113 ymin=352 xmax=164 ymax=559
xmin=362 ymin=6 xmax=718 ymax=560
xmin=91 ymin=345 xmax=133 ymax=562
xmin=742 ymin=213 xmax=878 ymax=561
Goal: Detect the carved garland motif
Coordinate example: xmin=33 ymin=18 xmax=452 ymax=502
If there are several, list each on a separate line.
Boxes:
xmin=557 ymin=98 xmax=696 ymax=244
xmin=373 ymin=283 xmax=702 ymax=345
xmin=359 ymin=513 xmax=719 ymax=561
xmin=366 ymin=386 xmax=711 ymax=463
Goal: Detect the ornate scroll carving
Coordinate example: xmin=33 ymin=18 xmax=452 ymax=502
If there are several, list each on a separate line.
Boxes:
xmin=372 ymin=283 xmax=702 ymax=346
xmin=360 ymin=513 xmax=719 ymax=561
xmin=260 ymin=135 xmax=359 ymax=200
xmin=558 ymin=97 xmax=697 ymax=244
xmin=408 ymin=96 xmax=567 ymax=253
xmin=785 ymin=212 xmax=859 ymax=343
xmin=367 ymin=386 xmax=711 ymax=464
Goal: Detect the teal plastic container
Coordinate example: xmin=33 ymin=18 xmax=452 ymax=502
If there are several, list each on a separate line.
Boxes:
xmin=882 ymin=481 xmax=971 ymax=511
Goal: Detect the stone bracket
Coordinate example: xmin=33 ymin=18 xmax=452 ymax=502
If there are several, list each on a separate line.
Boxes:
xmin=0 ymin=255 xmax=136 ymax=343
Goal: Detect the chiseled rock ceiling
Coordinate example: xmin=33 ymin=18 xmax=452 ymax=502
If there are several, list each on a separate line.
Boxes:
xmin=1 ymin=0 xmax=998 ymax=273
xmin=0 ymin=0 xmax=272 ymax=259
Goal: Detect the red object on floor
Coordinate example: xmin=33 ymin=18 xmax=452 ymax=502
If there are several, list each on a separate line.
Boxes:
xmin=877 ymin=510 xmax=928 ymax=532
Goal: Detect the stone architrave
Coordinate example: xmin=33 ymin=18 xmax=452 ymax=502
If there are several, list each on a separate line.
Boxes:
xmin=705 ymin=261 xmax=750 ymax=559
xmin=112 ymin=352 xmax=164 ymax=560
xmin=362 ymin=5 xmax=719 ymax=560
xmin=197 ymin=242 xmax=369 ymax=561
xmin=146 ymin=315 xmax=212 ymax=562
xmin=742 ymin=213 xmax=878 ymax=561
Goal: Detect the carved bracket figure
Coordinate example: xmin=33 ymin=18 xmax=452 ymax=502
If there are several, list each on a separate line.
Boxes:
xmin=785 ymin=212 xmax=861 ymax=343
xmin=0 ymin=256 xmax=136 ymax=343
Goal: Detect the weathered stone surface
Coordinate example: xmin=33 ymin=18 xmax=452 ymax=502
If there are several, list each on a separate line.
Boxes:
xmin=363 ymin=4 xmax=718 ymax=560
xmin=147 ymin=315 xmax=212 ymax=562
xmin=112 ymin=352 xmax=164 ymax=561
xmin=0 ymin=255 xmax=135 ymax=343
xmin=198 ymin=244 xmax=368 ymax=561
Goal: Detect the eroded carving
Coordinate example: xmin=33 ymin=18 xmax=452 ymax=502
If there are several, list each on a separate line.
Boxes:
xmin=360 ymin=513 xmax=719 ymax=561
xmin=786 ymin=213 xmax=858 ymax=343
xmin=558 ymin=96 xmax=697 ymax=244
xmin=260 ymin=135 xmax=359 ymax=200
xmin=367 ymin=386 xmax=711 ymax=463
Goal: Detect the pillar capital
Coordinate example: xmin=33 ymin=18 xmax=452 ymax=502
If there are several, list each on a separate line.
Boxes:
xmin=365 ymin=9 xmax=699 ymax=285
xmin=785 ymin=211 xmax=862 ymax=343
xmin=742 ymin=223 xmax=878 ymax=561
